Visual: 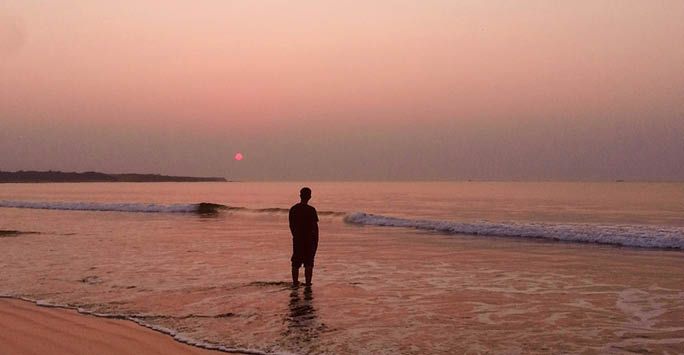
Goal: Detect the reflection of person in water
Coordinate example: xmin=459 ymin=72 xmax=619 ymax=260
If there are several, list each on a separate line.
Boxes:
xmin=284 ymin=286 xmax=320 ymax=345
xmin=288 ymin=287 xmax=316 ymax=327
xmin=289 ymin=187 xmax=319 ymax=286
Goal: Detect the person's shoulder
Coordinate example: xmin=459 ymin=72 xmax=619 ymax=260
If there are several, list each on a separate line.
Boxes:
xmin=291 ymin=203 xmax=310 ymax=212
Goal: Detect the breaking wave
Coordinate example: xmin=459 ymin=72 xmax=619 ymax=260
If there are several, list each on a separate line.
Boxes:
xmin=0 ymin=200 xmax=344 ymax=217
xmin=0 ymin=229 xmax=39 ymax=237
xmin=0 ymin=200 xmax=225 ymax=214
xmin=344 ymin=212 xmax=684 ymax=250
xmin=3 ymin=200 xmax=683 ymax=249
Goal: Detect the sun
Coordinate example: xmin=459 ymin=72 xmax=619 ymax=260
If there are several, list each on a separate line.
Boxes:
xmin=234 ymin=153 xmax=243 ymax=161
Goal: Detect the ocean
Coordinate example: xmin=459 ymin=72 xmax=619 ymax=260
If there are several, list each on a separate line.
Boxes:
xmin=1 ymin=181 xmax=683 ymax=354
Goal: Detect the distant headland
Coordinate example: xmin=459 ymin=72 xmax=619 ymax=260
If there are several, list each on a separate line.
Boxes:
xmin=0 ymin=170 xmax=227 ymax=183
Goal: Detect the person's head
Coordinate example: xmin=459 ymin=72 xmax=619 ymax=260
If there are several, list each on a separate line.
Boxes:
xmin=300 ymin=187 xmax=312 ymax=203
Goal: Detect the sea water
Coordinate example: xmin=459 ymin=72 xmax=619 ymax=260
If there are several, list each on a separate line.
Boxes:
xmin=1 ymin=182 xmax=683 ymax=354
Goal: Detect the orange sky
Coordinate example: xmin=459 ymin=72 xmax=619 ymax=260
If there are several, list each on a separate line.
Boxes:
xmin=1 ymin=1 xmax=683 ymax=180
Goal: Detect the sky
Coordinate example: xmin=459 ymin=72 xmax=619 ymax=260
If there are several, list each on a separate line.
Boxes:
xmin=1 ymin=1 xmax=683 ymax=181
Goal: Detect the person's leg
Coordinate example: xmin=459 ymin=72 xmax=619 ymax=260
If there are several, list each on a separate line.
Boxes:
xmin=304 ymin=266 xmax=313 ymax=285
xmin=304 ymin=239 xmax=316 ymax=285
xmin=292 ymin=266 xmax=300 ymax=286
xmin=292 ymin=239 xmax=303 ymax=286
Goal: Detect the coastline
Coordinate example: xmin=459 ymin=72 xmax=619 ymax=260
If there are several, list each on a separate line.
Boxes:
xmin=0 ymin=298 xmax=233 ymax=355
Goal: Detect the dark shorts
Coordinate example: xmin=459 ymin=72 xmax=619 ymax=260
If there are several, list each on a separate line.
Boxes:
xmin=291 ymin=236 xmax=318 ymax=268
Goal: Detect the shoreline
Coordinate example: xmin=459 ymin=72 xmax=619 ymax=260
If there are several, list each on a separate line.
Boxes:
xmin=0 ymin=297 xmax=240 ymax=355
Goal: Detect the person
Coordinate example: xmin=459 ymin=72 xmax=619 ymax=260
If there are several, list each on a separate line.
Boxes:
xmin=289 ymin=187 xmax=319 ymax=286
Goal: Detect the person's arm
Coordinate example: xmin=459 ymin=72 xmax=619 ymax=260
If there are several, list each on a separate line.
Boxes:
xmin=313 ymin=221 xmax=319 ymax=242
xmin=289 ymin=208 xmax=296 ymax=236
xmin=313 ymin=210 xmax=319 ymax=242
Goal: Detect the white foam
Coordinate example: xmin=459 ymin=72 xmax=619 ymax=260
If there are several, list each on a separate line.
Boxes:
xmin=1 ymin=295 xmax=271 ymax=355
xmin=0 ymin=200 xmax=199 ymax=213
xmin=344 ymin=212 xmax=684 ymax=250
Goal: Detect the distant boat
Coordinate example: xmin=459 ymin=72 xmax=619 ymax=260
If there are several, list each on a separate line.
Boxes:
xmin=615 ymin=179 xmax=625 ymax=182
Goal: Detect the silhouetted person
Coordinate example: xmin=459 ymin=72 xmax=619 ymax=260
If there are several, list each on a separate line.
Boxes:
xmin=289 ymin=187 xmax=319 ymax=286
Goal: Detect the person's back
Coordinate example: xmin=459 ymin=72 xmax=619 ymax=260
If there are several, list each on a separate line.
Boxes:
xmin=289 ymin=203 xmax=318 ymax=240
xmin=289 ymin=187 xmax=319 ymax=286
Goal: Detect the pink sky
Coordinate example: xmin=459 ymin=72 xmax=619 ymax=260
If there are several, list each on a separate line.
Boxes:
xmin=1 ymin=1 xmax=683 ymax=180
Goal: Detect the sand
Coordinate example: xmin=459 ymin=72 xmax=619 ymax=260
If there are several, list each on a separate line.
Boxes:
xmin=0 ymin=298 xmax=225 ymax=355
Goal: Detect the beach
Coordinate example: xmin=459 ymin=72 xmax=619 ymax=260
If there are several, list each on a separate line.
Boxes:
xmin=0 ymin=298 xmax=223 ymax=355
xmin=6 ymin=1 xmax=684 ymax=353
xmin=1 ymin=181 xmax=683 ymax=354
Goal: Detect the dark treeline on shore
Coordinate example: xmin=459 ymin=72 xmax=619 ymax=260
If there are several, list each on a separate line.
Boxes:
xmin=0 ymin=170 xmax=227 ymax=183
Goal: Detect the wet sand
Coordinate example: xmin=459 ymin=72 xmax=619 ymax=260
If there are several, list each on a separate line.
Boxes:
xmin=0 ymin=298 xmax=224 ymax=355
